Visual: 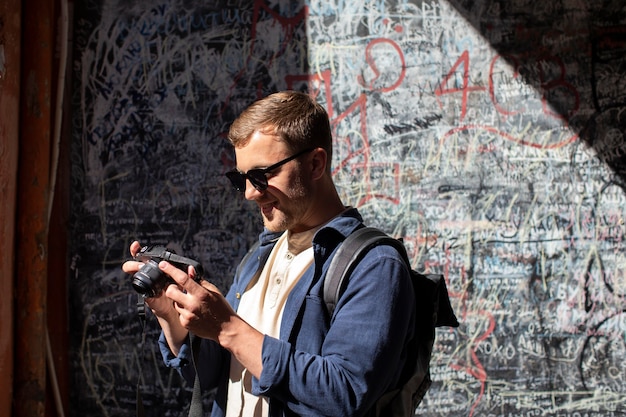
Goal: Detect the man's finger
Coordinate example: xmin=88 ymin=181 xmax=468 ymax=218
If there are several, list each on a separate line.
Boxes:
xmin=199 ymin=280 xmax=222 ymax=295
xmin=159 ymin=261 xmax=200 ymax=293
xmin=122 ymin=241 xmax=144 ymax=274
xmin=129 ymin=240 xmax=142 ymax=257
xmin=122 ymin=260 xmax=144 ymax=274
xmin=187 ymin=265 xmax=197 ymax=280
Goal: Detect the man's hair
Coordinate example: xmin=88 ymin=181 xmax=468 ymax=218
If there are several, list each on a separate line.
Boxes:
xmin=228 ymin=91 xmax=333 ymax=167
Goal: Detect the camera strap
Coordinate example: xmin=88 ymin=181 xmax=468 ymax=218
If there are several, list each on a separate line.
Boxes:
xmin=134 ymin=297 xmax=203 ymax=416
xmin=188 ymin=333 xmax=204 ymax=416
xmin=136 ymin=295 xmax=147 ymax=417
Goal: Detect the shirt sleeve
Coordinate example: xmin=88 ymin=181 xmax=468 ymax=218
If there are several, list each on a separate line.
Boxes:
xmin=158 ymin=332 xmax=191 ymax=369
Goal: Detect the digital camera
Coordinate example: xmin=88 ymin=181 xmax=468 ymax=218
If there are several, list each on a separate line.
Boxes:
xmin=132 ymin=245 xmax=204 ymax=298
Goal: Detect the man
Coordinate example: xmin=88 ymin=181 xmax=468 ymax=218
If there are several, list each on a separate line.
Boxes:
xmin=123 ymin=91 xmax=416 ymax=416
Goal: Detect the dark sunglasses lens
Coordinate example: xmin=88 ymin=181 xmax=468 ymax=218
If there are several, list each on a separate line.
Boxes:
xmin=225 ymin=171 xmax=246 ymax=192
xmin=247 ymin=170 xmax=268 ymax=191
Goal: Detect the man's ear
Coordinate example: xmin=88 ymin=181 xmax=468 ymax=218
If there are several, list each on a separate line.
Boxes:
xmin=310 ymin=148 xmax=327 ymax=180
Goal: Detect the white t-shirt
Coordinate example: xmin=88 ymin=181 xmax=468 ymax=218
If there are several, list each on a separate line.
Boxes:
xmin=226 ymin=228 xmax=316 ymax=417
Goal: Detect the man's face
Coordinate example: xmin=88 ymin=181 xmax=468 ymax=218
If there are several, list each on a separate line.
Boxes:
xmin=233 ymin=131 xmax=313 ymax=233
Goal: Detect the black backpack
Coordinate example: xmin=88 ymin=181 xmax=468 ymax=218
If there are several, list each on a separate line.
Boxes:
xmin=324 ymin=227 xmax=459 ymax=416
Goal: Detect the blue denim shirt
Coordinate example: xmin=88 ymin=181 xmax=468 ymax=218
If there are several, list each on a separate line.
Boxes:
xmin=159 ymin=208 xmax=416 ymax=417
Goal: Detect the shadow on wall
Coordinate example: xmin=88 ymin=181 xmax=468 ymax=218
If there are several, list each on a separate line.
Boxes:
xmin=448 ymin=0 xmax=626 ymax=185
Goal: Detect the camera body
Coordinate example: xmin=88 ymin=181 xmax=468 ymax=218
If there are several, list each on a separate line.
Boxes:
xmin=132 ymin=245 xmax=204 ymax=298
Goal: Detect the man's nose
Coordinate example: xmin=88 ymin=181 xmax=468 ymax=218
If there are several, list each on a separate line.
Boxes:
xmin=244 ymin=180 xmax=263 ymax=200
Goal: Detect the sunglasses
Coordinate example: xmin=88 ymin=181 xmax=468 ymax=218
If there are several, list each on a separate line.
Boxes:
xmin=225 ymin=148 xmax=314 ymax=192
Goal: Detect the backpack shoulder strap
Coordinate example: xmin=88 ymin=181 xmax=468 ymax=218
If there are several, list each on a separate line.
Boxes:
xmin=324 ymin=227 xmax=459 ymax=415
xmin=324 ymin=227 xmax=408 ymax=316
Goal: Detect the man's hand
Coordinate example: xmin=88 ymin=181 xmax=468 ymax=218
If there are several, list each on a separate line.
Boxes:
xmin=159 ymin=260 xmax=265 ymax=378
xmin=121 ymin=240 xmax=188 ymax=354
xmin=158 ymin=260 xmax=235 ymax=341
xmin=122 ymin=241 xmax=264 ymax=377
xmin=122 ymin=241 xmax=178 ymax=318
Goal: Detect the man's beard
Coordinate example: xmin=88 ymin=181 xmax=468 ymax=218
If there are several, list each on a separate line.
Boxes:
xmin=261 ymin=177 xmax=309 ymax=233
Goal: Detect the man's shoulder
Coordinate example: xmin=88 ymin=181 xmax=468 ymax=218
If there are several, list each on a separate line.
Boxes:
xmin=314 ymin=207 xmax=364 ymax=242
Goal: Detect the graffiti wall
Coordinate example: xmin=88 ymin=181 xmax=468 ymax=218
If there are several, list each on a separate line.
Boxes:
xmin=69 ymin=0 xmax=626 ymax=416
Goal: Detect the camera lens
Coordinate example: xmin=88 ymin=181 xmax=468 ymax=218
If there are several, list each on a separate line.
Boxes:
xmin=132 ymin=260 xmax=166 ymax=298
